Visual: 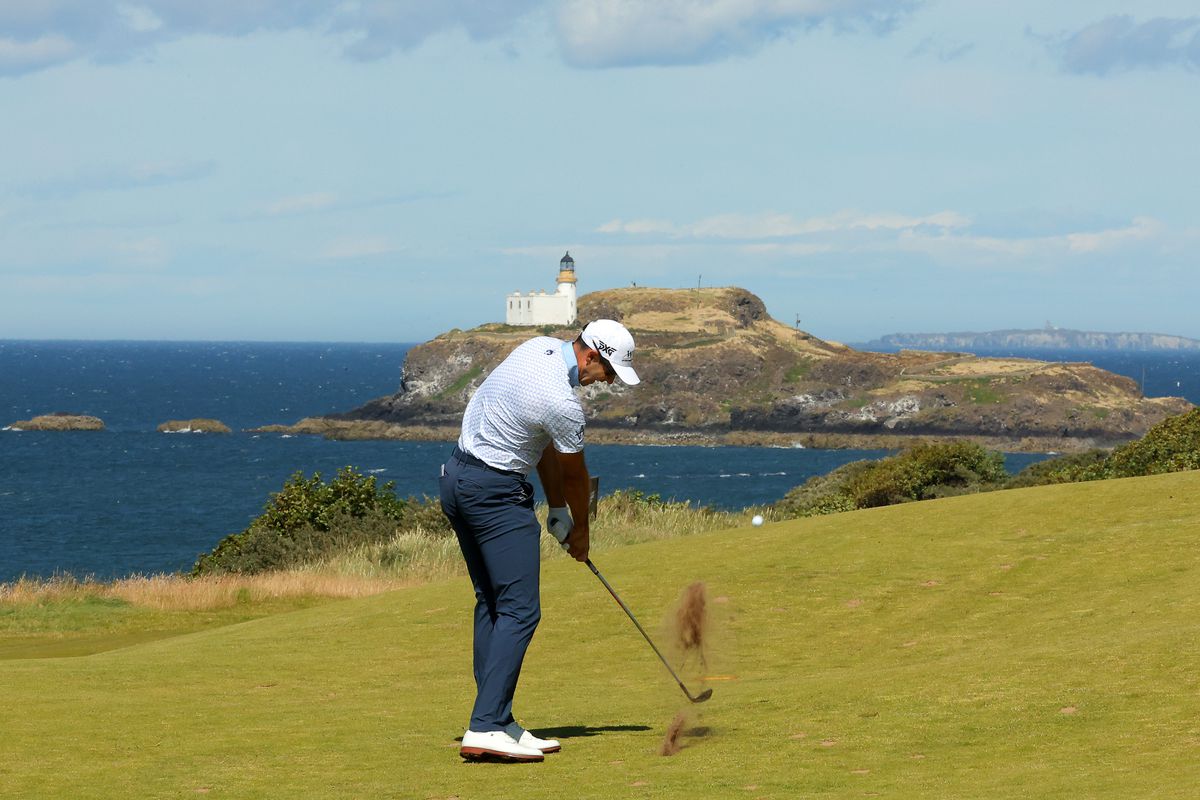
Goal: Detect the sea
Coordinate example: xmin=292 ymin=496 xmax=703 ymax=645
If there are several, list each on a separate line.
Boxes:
xmin=2 ymin=340 xmax=1197 ymax=583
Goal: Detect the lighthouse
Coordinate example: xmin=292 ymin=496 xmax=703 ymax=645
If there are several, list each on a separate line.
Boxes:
xmin=556 ymin=251 xmax=577 ymax=323
xmin=505 ymin=252 xmax=579 ymax=326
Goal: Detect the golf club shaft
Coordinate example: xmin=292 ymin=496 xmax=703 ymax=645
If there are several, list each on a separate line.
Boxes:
xmin=585 ymin=558 xmax=704 ymax=702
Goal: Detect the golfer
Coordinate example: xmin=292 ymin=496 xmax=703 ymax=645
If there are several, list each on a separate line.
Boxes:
xmin=440 ymin=319 xmax=640 ymax=762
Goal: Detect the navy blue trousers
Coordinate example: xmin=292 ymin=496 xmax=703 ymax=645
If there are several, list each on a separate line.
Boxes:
xmin=439 ymin=449 xmax=542 ymax=732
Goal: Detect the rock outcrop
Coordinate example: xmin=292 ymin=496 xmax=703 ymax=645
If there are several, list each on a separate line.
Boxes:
xmin=158 ymin=419 xmax=232 ymax=434
xmin=299 ymin=287 xmax=1191 ymax=452
xmin=7 ymin=413 xmax=105 ymax=431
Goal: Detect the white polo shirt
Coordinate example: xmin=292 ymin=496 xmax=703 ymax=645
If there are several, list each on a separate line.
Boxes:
xmin=458 ymin=337 xmax=586 ymax=476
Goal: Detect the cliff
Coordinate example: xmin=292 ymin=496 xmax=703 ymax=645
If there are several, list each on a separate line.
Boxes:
xmin=307 ymin=287 xmax=1191 ymax=452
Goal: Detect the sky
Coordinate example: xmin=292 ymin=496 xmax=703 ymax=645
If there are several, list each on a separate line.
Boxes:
xmin=2 ymin=1 xmax=1198 ymax=344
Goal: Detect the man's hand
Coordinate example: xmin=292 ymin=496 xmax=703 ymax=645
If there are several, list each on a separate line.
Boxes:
xmin=564 ymin=524 xmax=589 ymax=563
xmin=546 ymin=506 xmax=573 ymax=544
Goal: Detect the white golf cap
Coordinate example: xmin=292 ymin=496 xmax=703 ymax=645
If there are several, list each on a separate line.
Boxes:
xmin=581 ymin=319 xmax=640 ymax=385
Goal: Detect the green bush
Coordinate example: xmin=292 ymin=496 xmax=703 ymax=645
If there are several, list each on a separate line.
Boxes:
xmin=193 ymin=467 xmax=441 ymax=576
xmin=1101 ymin=408 xmax=1200 ymax=478
xmin=1008 ymin=409 xmax=1200 ymax=487
xmin=775 ymin=442 xmax=1007 ymax=518
xmin=1005 ymin=450 xmax=1108 ymax=488
xmin=773 ymin=460 xmax=875 ymax=518
xmin=851 ymin=442 xmax=1006 ymax=508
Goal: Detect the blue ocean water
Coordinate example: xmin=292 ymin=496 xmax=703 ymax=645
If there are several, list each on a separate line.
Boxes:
xmin=2 ymin=341 xmax=1195 ymax=582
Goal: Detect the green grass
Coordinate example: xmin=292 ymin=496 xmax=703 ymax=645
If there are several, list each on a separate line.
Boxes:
xmin=918 ymin=377 xmax=1007 ymax=404
xmin=0 ymin=590 xmax=328 ymax=660
xmin=3 ymin=471 xmax=1200 ymax=797
xmin=964 ymin=378 xmax=1003 ymax=404
xmin=784 ymin=359 xmax=813 ymax=384
xmin=435 ymin=365 xmax=484 ymax=399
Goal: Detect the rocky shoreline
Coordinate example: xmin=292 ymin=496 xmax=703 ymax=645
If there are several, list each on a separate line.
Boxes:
xmin=249 ymin=417 xmax=1108 ymax=454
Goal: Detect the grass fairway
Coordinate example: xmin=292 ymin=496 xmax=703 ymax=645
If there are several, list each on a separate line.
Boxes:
xmin=3 ymin=471 xmax=1199 ymax=798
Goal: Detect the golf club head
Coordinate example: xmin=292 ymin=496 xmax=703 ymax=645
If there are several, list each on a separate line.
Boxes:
xmin=691 ymin=688 xmax=713 ymax=703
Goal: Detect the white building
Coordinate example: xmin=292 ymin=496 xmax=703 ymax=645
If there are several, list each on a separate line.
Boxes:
xmin=506 ymin=252 xmax=578 ymax=326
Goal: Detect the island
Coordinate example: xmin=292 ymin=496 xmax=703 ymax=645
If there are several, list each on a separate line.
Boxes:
xmin=256 ymin=287 xmax=1193 ymax=453
xmin=862 ymin=328 xmax=1200 ymax=352
xmin=157 ymin=419 xmax=232 ymax=434
xmin=6 ymin=413 xmax=106 ymax=431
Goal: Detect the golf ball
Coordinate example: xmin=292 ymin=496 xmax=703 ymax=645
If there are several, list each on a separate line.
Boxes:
xmin=751 ymin=514 xmax=764 ymax=526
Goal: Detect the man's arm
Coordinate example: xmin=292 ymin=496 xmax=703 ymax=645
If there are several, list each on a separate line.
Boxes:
xmin=537 ymin=447 xmax=591 ymax=562
xmin=535 ymin=443 xmax=567 ymax=507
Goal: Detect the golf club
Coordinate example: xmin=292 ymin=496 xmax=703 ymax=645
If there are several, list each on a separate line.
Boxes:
xmin=586 ymin=558 xmax=713 ymax=704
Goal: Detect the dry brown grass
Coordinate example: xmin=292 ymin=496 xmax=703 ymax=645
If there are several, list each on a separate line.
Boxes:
xmin=0 ymin=572 xmax=409 ymax=612
xmin=0 ymin=496 xmax=753 ymax=613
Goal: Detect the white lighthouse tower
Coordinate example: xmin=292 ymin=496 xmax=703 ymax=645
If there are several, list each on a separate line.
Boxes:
xmin=505 ymin=251 xmax=578 ymax=326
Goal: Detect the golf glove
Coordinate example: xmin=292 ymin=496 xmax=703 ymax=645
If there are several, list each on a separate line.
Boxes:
xmin=546 ymin=506 xmax=573 ymax=544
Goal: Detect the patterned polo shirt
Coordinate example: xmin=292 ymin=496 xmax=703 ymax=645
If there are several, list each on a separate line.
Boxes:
xmin=458 ymin=336 xmax=586 ymax=476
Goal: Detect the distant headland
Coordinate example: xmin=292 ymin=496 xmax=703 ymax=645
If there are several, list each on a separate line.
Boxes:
xmin=861 ymin=328 xmax=1200 ymax=352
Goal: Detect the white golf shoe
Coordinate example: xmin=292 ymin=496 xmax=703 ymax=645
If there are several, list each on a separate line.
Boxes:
xmin=459 ymin=729 xmax=545 ymax=762
xmin=516 ymin=730 xmax=561 ymax=754
xmin=504 ymin=722 xmax=561 ymax=753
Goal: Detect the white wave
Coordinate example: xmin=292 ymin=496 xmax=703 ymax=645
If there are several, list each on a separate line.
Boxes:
xmin=632 ymin=473 xmax=646 ymax=478
xmin=761 ymin=471 xmax=787 ymax=476
xmin=368 ymin=468 xmax=387 ymax=474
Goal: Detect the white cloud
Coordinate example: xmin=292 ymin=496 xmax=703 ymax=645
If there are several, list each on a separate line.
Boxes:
xmin=0 ymin=34 xmax=76 ymax=75
xmin=0 ymin=0 xmax=914 ymax=76
xmin=1044 ymin=15 xmax=1200 ymax=76
xmin=595 ymin=209 xmax=1167 ymax=266
xmin=331 ymin=0 xmax=543 ymax=62
xmin=1064 ymin=216 xmax=1162 ymax=253
xmin=892 ymin=217 xmax=1167 ymax=263
xmin=556 ymin=0 xmax=916 ymax=68
xmin=117 ymin=4 xmax=163 ymax=33
xmin=599 ymin=209 xmax=970 ymax=239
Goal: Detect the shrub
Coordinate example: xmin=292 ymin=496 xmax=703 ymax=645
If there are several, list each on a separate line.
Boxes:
xmin=774 ymin=442 xmax=1007 ymax=518
xmin=773 ymin=460 xmax=874 ymax=519
xmin=1005 ymin=450 xmax=1108 ymax=488
xmin=850 ymin=442 xmax=1006 ymax=508
xmin=193 ymin=467 xmax=420 ymax=576
xmin=1101 ymin=408 xmax=1200 ymax=478
xmin=1008 ymin=409 xmax=1200 ymax=487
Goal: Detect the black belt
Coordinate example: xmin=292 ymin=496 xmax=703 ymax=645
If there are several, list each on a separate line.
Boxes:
xmin=452 ymin=446 xmax=524 ymax=478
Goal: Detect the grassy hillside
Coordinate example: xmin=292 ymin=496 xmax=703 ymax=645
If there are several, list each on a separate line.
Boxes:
xmin=3 ymin=471 xmax=1199 ymax=798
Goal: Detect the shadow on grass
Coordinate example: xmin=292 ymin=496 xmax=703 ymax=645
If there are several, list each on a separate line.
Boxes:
xmin=453 ymin=724 xmax=651 ymax=744
xmin=530 ymin=724 xmax=652 ymax=739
